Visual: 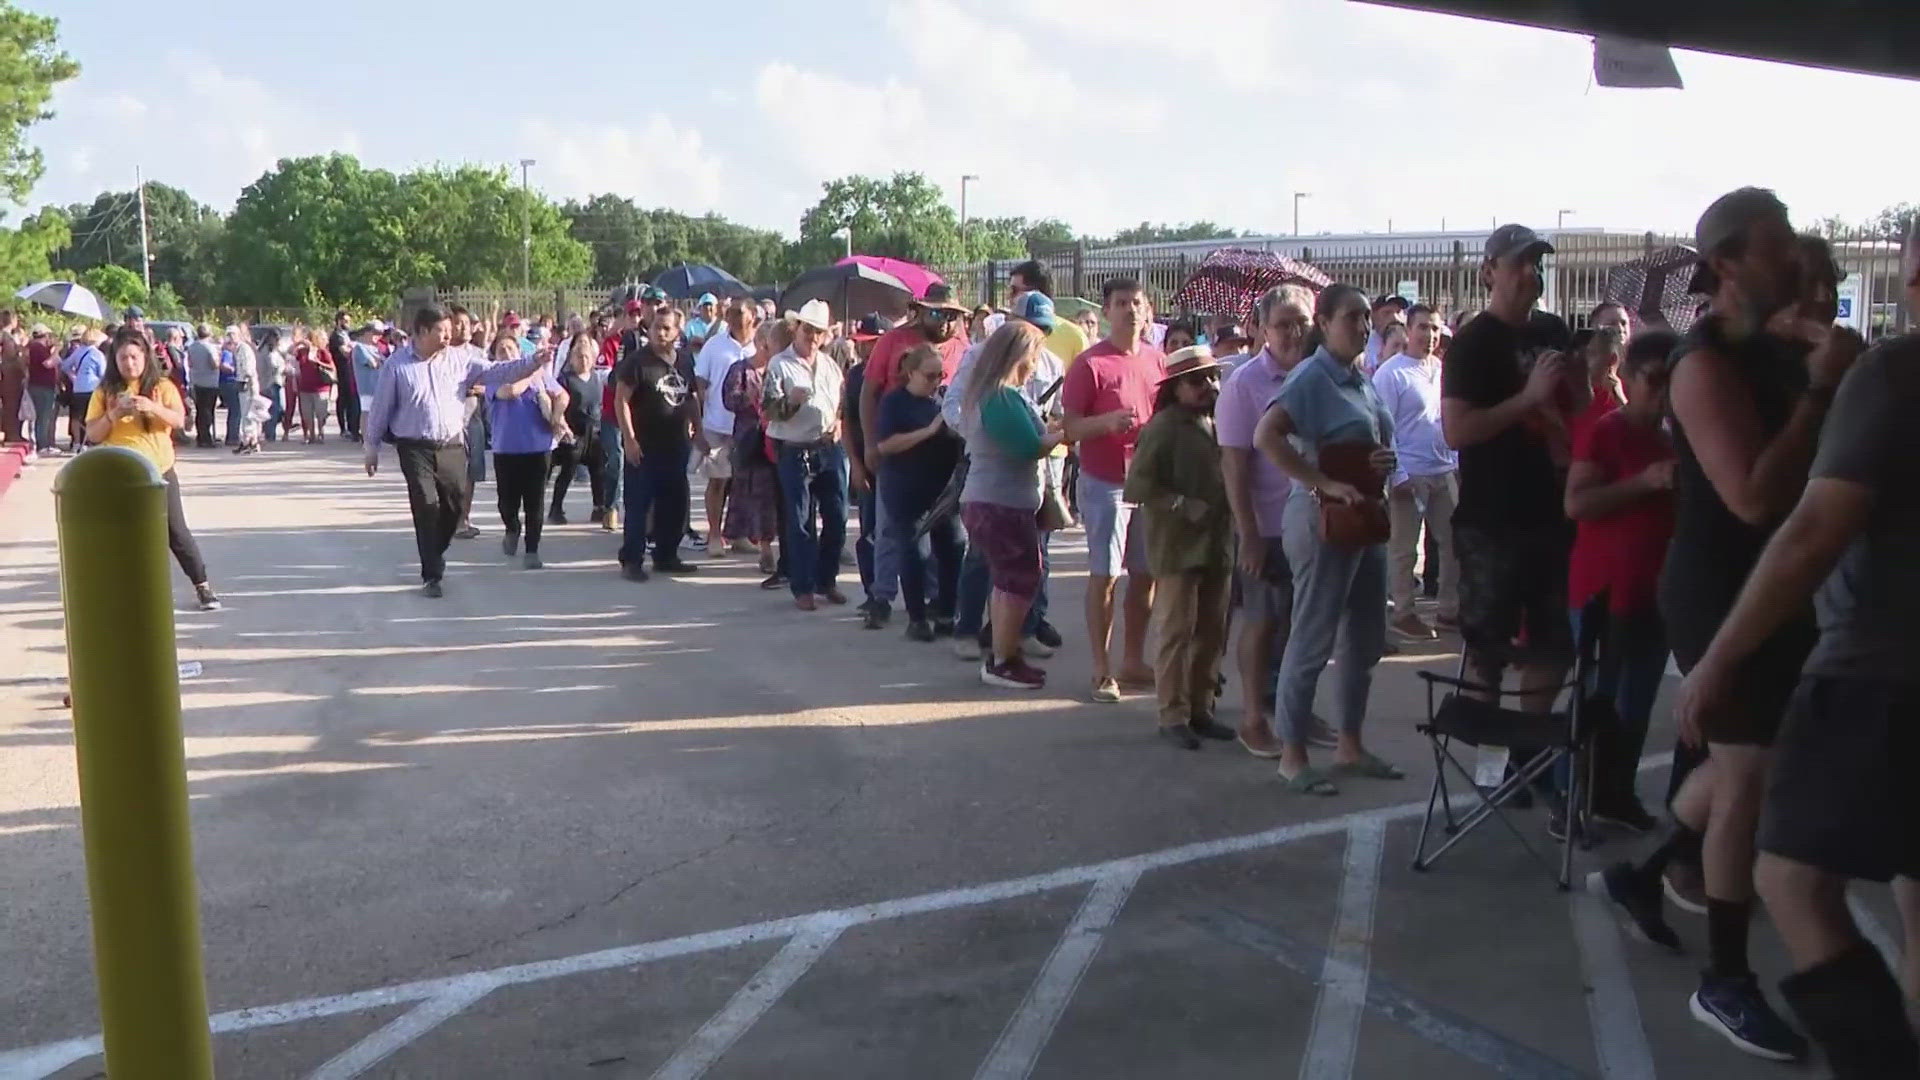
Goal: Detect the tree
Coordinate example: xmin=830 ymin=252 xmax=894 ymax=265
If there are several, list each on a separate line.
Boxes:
xmin=565 ymin=197 xmax=792 ymax=286
xmin=0 ymin=205 xmax=68 ymax=292
xmin=397 ymin=165 xmax=591 ymax=290
xmin=55 ymin=182 xmax=225 ymax=304
xmin=795 ymin=172 xmax=973 ymax=269
xmin=0 ymin=4 xmax=78 ymax=204
xmin=78 ymin=262 xmax=146 ymax=312
xmin=1105 ymin=221 xmax=1238 ymax=246
xmin=972 ymin=216 xmax=1076 ymax=254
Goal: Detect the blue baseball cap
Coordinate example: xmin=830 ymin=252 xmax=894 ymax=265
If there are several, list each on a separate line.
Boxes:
xmin=1014 ymin=291 xmax=1057 ymax=332
xmin=697 ymin=292 xmax=717 ymax=306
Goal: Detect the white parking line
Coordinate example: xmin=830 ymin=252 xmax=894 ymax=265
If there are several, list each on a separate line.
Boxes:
xmin=974 ymin=871 xmax=1140 ymax=1080
xmin=651 ymin=916 xmax=849 ymax=1080
xmin=1299 ymin=818 xmax=1386 ymax=1080
xmin=1570 ymin=888 xmax=1657 ymax=1080
xmin=308 ymin=977 xmax=498 ymax=1080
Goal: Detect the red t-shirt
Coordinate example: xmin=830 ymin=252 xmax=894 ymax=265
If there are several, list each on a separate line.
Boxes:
xmin=293 ymin=344 xmax=335 ymax=393
xmin=1570 ymin=377 xmax=1623 ymax=452
xmin=1567 ymin=409 xmax=1674 ymax=616
xmin=865 ymin=325 xmax=966 ymax=396
xmin=1061 ymin=339 xmax=1165 ymax=485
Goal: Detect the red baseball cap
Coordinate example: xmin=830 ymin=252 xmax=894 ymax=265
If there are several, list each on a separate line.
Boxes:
xmin=624 ymin=299 xmax=644 ymax=314
xmin=502 ymin=310 xmax=521 ymax=326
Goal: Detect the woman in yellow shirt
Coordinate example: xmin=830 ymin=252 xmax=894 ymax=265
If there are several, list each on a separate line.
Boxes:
xmin=84 ymin=329 xmax=222 ymax=611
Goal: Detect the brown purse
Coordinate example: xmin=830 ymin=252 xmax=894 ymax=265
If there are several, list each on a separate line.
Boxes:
xmin=1035 ymin=471 xmax=1072 ymax=532
xmin=1314 ymin=439 xmax=1391 ymax=548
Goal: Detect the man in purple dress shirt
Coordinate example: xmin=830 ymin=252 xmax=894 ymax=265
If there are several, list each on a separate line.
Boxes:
xmin=362 ymin=304 xmax=550 ymax=597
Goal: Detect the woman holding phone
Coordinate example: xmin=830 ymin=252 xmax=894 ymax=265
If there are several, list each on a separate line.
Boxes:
xmin=84 ymin=329 xmax=222 ymax=611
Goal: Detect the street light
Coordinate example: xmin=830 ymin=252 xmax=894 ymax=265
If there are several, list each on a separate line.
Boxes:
xmin=835 ymin=227 xmax=852 ymax=259
xmin=1293 ymin=191 xmax=1312 ymax=237
xmin=1557 ymin=208 xmax=1576 ymax=230
xmin=518 ymin=158 xmax=536 ymax=295
xmin=960 ymin=174 xmax=979 ymax=232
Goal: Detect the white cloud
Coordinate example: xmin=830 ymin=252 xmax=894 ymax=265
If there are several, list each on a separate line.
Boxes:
xmin=515 ymin=116 xmax=727 ymax=215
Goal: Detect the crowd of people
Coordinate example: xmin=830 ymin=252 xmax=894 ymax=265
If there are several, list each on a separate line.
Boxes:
xmin=13 ymin=185 xmax=1920 ymax=1075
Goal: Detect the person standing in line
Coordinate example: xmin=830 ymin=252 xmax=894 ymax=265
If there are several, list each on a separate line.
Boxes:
xmin=726 ymin=319 xmax=789 ymax=586
xmin=1363 ymin=294 xmax=1408 ymax=372
xmin=548 ymin=335 xmax=604 ymax=524
xmin=1590 ymin=191 xmax=1857 ymax=1063
xmin=958 ymin=321 xmax=1065 ymax=689
xmin=0 ymin=309 xmax=22 ymax=446
xmin=693 ymin=299 xmax=759 ymax=557
xmin=1062 ymin=277 xmax=1164 ymax=703
xmin=447 ymin=305 xmax=489 ymax=540
xmin=1372 ymin=302 xmax=1459 ymax=641
xmin=351 ymin=321 xmax=385 ymax=437
xmin=23 ymin=323 xmax=59 ymax=454
xmin=1125 ymin=346 xmax=1236 ymax=750
xmin=1569 ymin=325 xmax=1627 ymax=452
xmin=61 ymin=326 xmax=106 ymax=451
xmin=255 ymin=328 xmax=288 ymax=442
xmin=361 ymin=305 xmax=551 ymax=598
xmin=186 ymin=323 xmax=222 ymax=448
xmin=292 ymin=328 xmax=335 ymax=444
xmin=1669 ymin=231 xmax=1920 ymax=1077
xmin=1208 ymin=322 xmax=1253 ymax=375
xmin=595 ymin=300 xmax=646 ymax=532
xmin=616 ymin=307 xmax=702 ymax=581
xmin=1253 ymin=283 xmax=1403 ymax=795
xmin=84 ymin=329 xmax=221 ymax=610
xmin=329 ymin=310 xmax=360 ymax=442
xmin=763 ymin=299 xmax=848 ymax=610
xmin=487 ymin=333 xmax=568 ymax=570
xmin=686 ymin=293 xmax=720 ymax=343
xmin=873 ymin=345 xmax=965 ymax=641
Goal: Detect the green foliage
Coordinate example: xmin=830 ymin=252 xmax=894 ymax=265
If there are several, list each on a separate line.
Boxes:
xmin=563 ymin=196 xmax=788 ymax=286
xmin=795 ymin=172 xmax=975 ymax=269
xmin=55 ymin=182 xmax=226 ymax=305
xmin=0 ymin=204 xmax=69 ymax=292
xmin=144 ymin=282 xmax=187 ymax=320
xmin=1104 ymin=221 xmax=1239 ymax=246
xmin=0 ymin=3 xmax=77 ymax=203
xmin=77 ymin=262 xmax=145 ymax=310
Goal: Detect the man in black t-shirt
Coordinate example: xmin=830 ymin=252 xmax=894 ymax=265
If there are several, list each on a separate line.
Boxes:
xmin=615 ymin=307 xmax=700 ymax=579
xmin=1440 ymin=224 xmax=1582 ymax=718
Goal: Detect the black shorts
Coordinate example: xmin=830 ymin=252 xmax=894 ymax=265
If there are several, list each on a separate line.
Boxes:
xmin=1232 ymin=536 xmax=1293 ymax=621
xmin=1758 ymin=676 xmax=1920 ymax=883
xmin=1666 ymin=611 xmax=1814 ymax=746
xmin=1453 ymin=521 xmax=1574 ymax=669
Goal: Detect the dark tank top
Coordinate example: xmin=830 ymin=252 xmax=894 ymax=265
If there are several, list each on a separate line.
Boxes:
xmin=1658 ymin=316 xmax=1813 ymax=656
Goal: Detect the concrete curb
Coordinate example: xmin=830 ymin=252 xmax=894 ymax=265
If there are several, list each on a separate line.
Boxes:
xmin=0 ymin=441 xmax=29 ymax=505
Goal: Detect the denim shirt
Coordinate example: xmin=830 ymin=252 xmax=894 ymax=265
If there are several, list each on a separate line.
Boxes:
xmin=1270 ymin=346 xmax=1393 ymax=503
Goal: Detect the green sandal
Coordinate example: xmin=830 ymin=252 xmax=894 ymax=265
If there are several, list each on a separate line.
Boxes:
xmin=1278 ymin=765 xmax=1340 ymax=796
xmin=1332 ymin=753 xmax=1406 ymax=781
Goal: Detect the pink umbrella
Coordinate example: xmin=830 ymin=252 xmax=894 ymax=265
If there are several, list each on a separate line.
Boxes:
xmin=836 ymin=255 xmax=943 ymax=299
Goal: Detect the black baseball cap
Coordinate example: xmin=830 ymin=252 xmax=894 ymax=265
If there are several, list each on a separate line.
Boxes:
xmin=1212 ymin=322 xmax=1251 ymax=346
xmin=1687 ymin=186 xmax=1789 ymax=294
xmin=1484 ymin=224 xmax=1554 ymax=262
xmin=121 ymin=305 xmax=145 ymax=319
xmin=1371 ymin=294 xmax=1409 ymax=312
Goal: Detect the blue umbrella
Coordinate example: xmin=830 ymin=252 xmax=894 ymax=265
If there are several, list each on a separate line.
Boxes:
xmin=15 ymin=280 xmax=108 ymax=322
xmin=651 ymin=263 xmax=751 ymax=301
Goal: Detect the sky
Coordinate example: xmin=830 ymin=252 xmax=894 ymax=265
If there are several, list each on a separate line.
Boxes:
xmin=23 ymin=0 xmax=1920 ymax=242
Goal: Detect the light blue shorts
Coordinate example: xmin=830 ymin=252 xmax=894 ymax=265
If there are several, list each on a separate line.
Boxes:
xmin=1076 ymin=473 xmax=1146 ymax=577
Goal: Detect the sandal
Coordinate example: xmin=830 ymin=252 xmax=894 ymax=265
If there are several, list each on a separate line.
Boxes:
xmin=1090 ymin=677 xmax=1121 ymax=704
xmin=1278 ymin=765 xmax=1340 ymax=796
xmin=1332 ymin=753 xmax=1406 ymax=781
xmin=1237 ymin=734 xmax=1284 ymax=760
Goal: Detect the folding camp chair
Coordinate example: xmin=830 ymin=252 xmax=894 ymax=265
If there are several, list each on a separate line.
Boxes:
xmin=1410 ymin=596 xmax=1608 ymax=890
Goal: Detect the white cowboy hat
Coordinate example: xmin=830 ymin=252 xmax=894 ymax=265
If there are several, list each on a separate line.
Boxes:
xmin=784 ymin=298 xmax=832 ymax=332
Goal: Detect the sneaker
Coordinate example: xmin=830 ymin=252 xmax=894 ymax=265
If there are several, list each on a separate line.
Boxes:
xmin=523 ymin=553 xmax=544 ymax=570
xmin=863 ymin=606 xmax=890 ymax=630
xmin=1391 ymin=613 xmax=1436 ymax=641
xmin=602 ymin=509 xmax=619 ymax=532
xmin=1586 ymin=862 xmax=1681 ymax=952
xmin=621 ymin=564 xmax=651 ymax=583
xmin=982 ymin=657 xmax=1045 ymax=690
xmin=1033 ymin=620 xmax=1064 ymax=649
xmin=503 ymin=531 xmax=520 ymax=557
xmin=456 ymin=523 xmax=482 ymax=540
xmin=931 ymin=617 xmax=955 ymax=638
xmin=760 ymin=571 xmax=787 ymax=590
xmin=194 ymin=583 xmax=222 ymax=612
xmin=1663 ymin=863 xmax=1710 ymax=917
xmin=685 ymin=528 xmax=706 ymax=547
xmin=730 ymin=537 xmax=759 ymax=555
xmin=953 ymin=637 xmax=982 ymax=662
xmin=1690 ymin=973 xmax=1809 ymax=1062
xmin=421 ymin=579 xmax=445 ymax=598
xmin=905 ymin=620 xmax=935 ymax=642
xmin=1591 ymin=798 xmax=1659 ymax=835
xmin=547 ymin=509 xmax=568 ymax=526
xmin=1021 ymin=635 xmax=1056 ymax=659
xmin=588 ymin=508 xmax=605 ymax=525
xmin=654 ymin=559 xmax=700 ymax=575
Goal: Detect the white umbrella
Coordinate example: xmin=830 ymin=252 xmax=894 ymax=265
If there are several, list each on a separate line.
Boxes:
xmin=15 ymin=280 xmax=109 ymax=322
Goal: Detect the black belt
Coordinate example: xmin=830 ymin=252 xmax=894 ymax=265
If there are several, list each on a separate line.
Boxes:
xmin=394 ymin=436 xmax=463 ymax=450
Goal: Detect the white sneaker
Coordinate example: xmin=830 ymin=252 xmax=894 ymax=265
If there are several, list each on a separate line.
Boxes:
xmin=1021 ymin=635 xmax=1056 ymax=659
xmin=707 ymin=539 xmax=727 ymax=559
xmin=952 ymin=637 xmax=982 ymax=662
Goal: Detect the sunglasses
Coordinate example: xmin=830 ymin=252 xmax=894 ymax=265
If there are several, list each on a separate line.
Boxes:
xmin=921 ymin=309 xmax=960 ymax=322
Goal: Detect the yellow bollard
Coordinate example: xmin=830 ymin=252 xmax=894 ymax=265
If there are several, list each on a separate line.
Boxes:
xmin=54 ymin=446 xmax=214 ymax=1078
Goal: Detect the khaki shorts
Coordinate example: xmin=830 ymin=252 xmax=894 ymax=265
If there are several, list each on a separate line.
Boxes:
xmin=693 ymin=434 xmax=734 ymax=481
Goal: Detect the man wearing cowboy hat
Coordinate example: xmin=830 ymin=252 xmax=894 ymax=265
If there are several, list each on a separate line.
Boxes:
xmin=855 ymin=283 xmax=971 ymax=620
xmin=1124 ymin=344 xmax=1236 ymax=750
xmin=763 ymin=298 xmax=851 ymax=610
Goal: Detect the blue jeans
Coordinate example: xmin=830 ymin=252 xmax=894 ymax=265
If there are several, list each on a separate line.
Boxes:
xmin=598 ymin=418 xmax=623 ymax=510
xmin=621 ymin=443 xmax=690 ymax=567
xmin=1274 ymin=497 xmax=1387 ymax=743
xmin=894 ymin=506 xmax=961 ymax=622
xmin=867 ymin=489 xmax=904 ymax=606
xmin=855 ymin=486 xmax=877 ymax=599
xmin=263 ymin=384 xmax=284 ymax=440
xmin=775 ymin=441 xmax=848 ymax=597
xmin=219 ymin=381 xmax=243 ymax=444
xmin=955 ymin=525 xmax=1050 ymax=638
xmin=27 ymin=386 xmax=56 ymax=450
xmin=1567 ymin=606 xmax=1668 ymax=806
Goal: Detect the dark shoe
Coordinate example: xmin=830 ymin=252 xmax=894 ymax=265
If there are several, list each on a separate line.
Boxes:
xmin=1591 ymin=798 xmax=1659 ymax=835
xmin=655 ymin=560 xmax=700 ymax=575
xmin=1158 ymin=724 xmax=1202 ymax=750
xmin=982 ymin=657 xmax=1045 ymax=690
xmin=455 ymin=523 xmax=481 ymax=540
xmin=819 ymin=589 xmax=849 ymax=605
xmin=795 ymin=594 xmax=817 ymax=611
xmin=503 ymin=531 xmax=520 ymax=556
xmin=588 ymin=508 xmax=605 ymax=524
xmin=1691 ymin=972 xmax=1808 ymax=1062
xmin=546 ymin=509 xmax=567 ymax=525
xmin=1033 ymin=620 xmax=1064 ymax=649
xmin=1587 ymin=862 xmax=1681 ymax=953
xmin=194 ymin=583 xmax=223 ymax=612
xmin=760 ymin=572 xmax=788 ymax=591
xmin=522 ymin=553 xmax=543 ymax=570
xmin=685 ymin=528 xmax=705 ymax=546
xmin=421 ymin=580 xmax=444 ymax=598
xmin=857 ymin=598 xmax=883 ymax=616
xmin=1779 ymin=942 xmax=1920 ymax=1078
xmin=621 ymin=564 xmax=651 ymax=583
xmin=1188 ymin=717 xmax=1236 ymax=741
xmin=863 ymin=606 xmax=891 ymax=630
xmin=931 ymin=616 xmax=955 ymax=638
xmin=905 ymin=620 xmax=935 ymax=642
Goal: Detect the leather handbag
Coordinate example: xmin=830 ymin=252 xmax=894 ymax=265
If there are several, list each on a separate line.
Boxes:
xmin=1315 ymin=438 xmax=1391 ymax=547
xmin=1035 ymin=471 xmax=1071 ymax=532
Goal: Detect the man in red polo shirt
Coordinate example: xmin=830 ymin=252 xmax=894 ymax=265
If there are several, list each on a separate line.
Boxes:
xmin=1063 ymin=276 xmax=1166 ymax=702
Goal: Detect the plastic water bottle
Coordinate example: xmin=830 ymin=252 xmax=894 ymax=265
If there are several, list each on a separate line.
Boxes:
xmin=177 ymin=661 xmax=203 ymax=679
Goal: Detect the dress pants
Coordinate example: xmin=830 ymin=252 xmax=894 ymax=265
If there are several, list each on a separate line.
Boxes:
xmin=396 ymin=439 xmax=470 ymax=583
xmin=1153 ymin=565 xmax=1231 ymax=726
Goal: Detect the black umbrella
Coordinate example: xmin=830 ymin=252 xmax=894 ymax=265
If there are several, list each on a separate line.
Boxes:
xmin=652 ymin=263 xmax=752 ymax=301
xmin=1602 ymin=245 xmax=1700 ymax=331
xmin=778 ymin=263 xmax=912 ymax=325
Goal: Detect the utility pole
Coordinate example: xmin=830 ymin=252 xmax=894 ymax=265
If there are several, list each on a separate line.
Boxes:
xmin=518 ymin=158 xmax=536 ymax=295
xmin=135 ymin=166 xmax=152 ymax=293
xmin=960 ymin=174 xmax=979 ymax=234
xmin=1557 ymin=208 xmax=1576 ymax=230
xmin=1293 ymin=191 xmax=1311 ymax=237
xmin=837 ymin=227 xmax=852 ymax=260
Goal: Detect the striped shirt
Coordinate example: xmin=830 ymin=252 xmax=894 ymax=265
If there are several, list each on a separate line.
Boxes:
xmin=363 ymin=343 xmax=547 ymax=455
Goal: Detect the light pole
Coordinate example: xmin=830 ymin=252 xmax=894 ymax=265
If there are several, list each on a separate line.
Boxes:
xmin=1557 ymin=208 xmax=1576 ymax=230
xmin=1293 ymin=191 xmax=1312 ymax=237
xmin=835 ymin=227 xmax=852 ymax=259
xmin=518 ymin=158 xmax=536 ymax=295
xmin=960 ymin=174 xmax=979 ymax=233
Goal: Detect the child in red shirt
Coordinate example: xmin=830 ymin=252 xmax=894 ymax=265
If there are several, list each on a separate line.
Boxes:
xmin=1564 ymin=329 xmax=1679 ymax=829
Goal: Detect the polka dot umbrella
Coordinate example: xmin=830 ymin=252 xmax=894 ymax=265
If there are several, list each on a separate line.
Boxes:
xmin=1602 ymin=245 xmax=1701 ymax=332
xmin=1169 ymin=248 xmax=1333 ymax=322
